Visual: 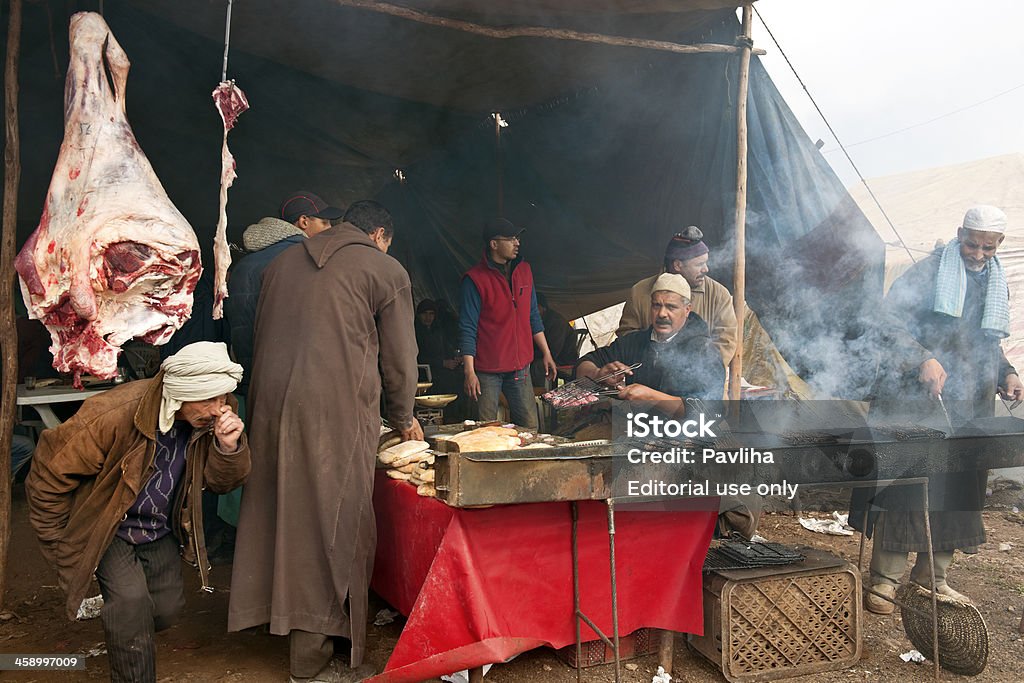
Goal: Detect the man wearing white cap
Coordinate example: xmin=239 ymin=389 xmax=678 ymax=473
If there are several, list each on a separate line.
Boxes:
xmin=856 ymin=205 xmax=1024 ymax=614
xmin=576 ymin=273 xmax=724 ymax=404
xmin=26 ymin=342 xmax=250 ymax=682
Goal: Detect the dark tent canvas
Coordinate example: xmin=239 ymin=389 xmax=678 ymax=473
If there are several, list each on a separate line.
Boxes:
xmin=2 ymin=0 xmax=884 ymax=395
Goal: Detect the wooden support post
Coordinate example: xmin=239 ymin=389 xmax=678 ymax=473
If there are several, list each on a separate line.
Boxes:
xmin=728 ymin=4 xmax=753 ymax=403
xmin=494 ymin=114 xmax=503 ymax=216
xmin=333 ymin=0 xmax=765 ymax=57
xmin=468 ymin=665 xmax=484 ymax=683
xmin=1 ymin=0 xmax=24 ymax=607
xmin=657 ymin=629 xmax=675 ymax=674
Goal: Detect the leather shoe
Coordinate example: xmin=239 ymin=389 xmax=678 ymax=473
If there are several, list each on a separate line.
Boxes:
xmin=912 ymin=580 xmax=972 ymax=604
xmin=865 ymin=583 xmax=896 ymax=614
xmin=289 ymin=661 xmax=377 ymax=683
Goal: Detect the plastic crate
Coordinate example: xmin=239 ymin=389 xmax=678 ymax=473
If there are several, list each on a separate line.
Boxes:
xmin=688 ymin=549 xmax=861 ymax=682
xmin=554 ymin=628 xmax=656 ymax=668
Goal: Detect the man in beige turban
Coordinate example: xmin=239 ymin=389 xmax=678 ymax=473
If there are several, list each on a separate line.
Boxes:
xmin=26 ymin=341 xmax=250 ymax=683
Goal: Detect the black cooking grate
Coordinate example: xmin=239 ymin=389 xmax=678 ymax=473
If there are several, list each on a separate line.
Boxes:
xmin=704 ymin=541 xmax=805 ymax=571
xmin=871 ymin=423 xmax=949 ymax=441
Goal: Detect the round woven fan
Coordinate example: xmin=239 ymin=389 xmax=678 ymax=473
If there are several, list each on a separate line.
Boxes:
xmin=900 ymin=585 xmax=989 ymax=676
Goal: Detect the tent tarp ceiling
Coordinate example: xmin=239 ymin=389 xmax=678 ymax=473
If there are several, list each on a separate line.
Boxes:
xmin=2 ymin=0 xmax=884 ymax=396
xmin=135 ymin=0 xmax=738 ymax=111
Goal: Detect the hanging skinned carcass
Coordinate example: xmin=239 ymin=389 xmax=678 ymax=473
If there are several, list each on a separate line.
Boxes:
xmin=15 ymin=12 xmax=201 ymax=385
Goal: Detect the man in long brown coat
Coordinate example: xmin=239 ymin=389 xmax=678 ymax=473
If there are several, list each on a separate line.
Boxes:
xmin=228 ymin=200 xmax=422 ymax=683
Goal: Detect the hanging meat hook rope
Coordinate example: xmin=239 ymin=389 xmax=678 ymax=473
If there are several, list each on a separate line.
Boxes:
xmin=210 ymin=0 xmax=250 ymax=319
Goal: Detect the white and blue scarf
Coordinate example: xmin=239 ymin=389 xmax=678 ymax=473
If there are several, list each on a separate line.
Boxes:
xmin=933 ymin=238 xmax=1010 ymax=338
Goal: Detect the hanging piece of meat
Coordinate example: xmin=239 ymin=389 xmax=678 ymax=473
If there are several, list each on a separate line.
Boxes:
xmin=14 ymin=12 xmax=201 ymax=386
xmin=211 ymin=80 xmax=249 ymax=319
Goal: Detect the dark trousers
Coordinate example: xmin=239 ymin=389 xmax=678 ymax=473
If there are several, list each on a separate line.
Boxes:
xmin=289 ymin=630 xmax=333 ymax=678
xmin=95 ymin=535 xmax=185 ymax=683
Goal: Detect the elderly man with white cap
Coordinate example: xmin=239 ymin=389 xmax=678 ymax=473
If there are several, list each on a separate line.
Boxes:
xmin=26 ymin=341 xmax=250 ymax=682
xmin=855 ymin=205 xmax=1024 ymax=614
xmin=576 ymin=272 xmax=725 ymax=405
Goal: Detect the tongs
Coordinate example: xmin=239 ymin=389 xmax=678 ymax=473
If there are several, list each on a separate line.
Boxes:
xmin=586 ymin=363 xmax=644 ymax=397
xmin=936 ymin=394 xmax=955 ymax=436
xmin=593 ymin=362 xmax=643 ymax=387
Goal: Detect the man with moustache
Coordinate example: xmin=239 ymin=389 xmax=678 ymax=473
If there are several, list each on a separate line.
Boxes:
xmin=856 ymin=205 xmax=1024 ymax=613
xmin=577 ymin=273 xmax=724 ymax=404
xmin=617 ymin=226 xmax=738 ymax=368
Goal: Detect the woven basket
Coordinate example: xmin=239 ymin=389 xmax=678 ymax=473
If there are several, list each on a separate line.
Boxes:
xmin=900 ymin=585 xmax=988 ymax=676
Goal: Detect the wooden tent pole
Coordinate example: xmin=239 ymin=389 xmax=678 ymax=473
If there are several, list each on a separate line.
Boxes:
xmin=1 ymin=0 xmax=24 ymax=607
xmin=728 ymin=4 xmax=752 ymax=403
xmin=495 ymin=114 xmax=503 ymax=216
xmin=333 ymin=0 xmax=765 ymax=56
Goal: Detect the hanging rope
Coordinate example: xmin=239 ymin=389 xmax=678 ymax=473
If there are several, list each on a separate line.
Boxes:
xmin=221 ymin=0 xmax=234 ymax=82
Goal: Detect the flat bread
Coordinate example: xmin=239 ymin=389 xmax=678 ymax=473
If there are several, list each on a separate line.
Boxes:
xmin=379 ymin=440 xmax=430 ymax=465
xmin=391 ymin=450 xmax=433 ymax=468
xmin=378 ymin=435 xmax=402 ymax=453
xmin=386 ymin=470 xmax=412 ymax=481
xmin=417 ymin=483 xmax=437 ymax=497
xmin=449 ymin=426 xmax=517 ymax=442
xmin=449 ymin=434 xmax=521 ymax=452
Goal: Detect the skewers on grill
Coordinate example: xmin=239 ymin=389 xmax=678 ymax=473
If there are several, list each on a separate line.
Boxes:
xmin=542 ymin=362 xmax=642 ymax=409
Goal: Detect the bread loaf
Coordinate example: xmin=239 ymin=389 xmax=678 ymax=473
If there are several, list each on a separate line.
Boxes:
xmin=379 ymin=440 xmax=430 ymax=465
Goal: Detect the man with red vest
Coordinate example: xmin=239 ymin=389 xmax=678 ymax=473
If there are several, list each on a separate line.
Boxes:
xmin=460 ymin=218 xmax=557 ymax=430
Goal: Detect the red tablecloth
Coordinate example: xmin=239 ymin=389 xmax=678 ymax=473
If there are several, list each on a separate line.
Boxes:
xmin=368 ymin=473 xmax=717 ymax=682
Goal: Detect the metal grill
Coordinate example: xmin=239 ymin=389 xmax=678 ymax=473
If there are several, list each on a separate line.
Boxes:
xmin=541 ymin=362 xmax=641 ymax=409
xmin=704 ymin=541 xmax=805 ymax=571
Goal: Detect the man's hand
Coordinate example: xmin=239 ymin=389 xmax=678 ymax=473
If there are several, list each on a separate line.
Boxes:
xmin=542 ymin=353 xmax=557 ymax=381
xmin=464 ymin=370 xmax=481 ymax=400
xmin=401 ymin=418 xmax=424 ymax=442
xmin=214 ymin=405 xmax=245 ymax=452
xmin=443 ymin=359 xmax=460 ymax=370
xmin=1000 ymin=373 xmax=1024 ymax=402
xmin=617 ymin=383 xmax=672 ymax=402
xmin=918 ymin=358 xmax=947 ymax=398
xmin=596 ymin=361 xmax=635 ymax=387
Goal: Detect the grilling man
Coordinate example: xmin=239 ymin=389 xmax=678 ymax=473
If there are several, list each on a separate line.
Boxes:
xmin=617 ymin=226 xmax=737 ymax=368
xmin=577 ymin=273 xmax=724 ymax=405
xmin=855 ymin=205 xmax=1024 ymax=613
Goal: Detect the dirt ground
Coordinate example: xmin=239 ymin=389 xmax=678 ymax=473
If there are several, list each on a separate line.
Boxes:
xmin=3 ymin=480 xmax=1024 ymax=683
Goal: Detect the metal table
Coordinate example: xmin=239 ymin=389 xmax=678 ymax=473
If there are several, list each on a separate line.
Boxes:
xmin=16 ymin=383 xmax=111 ymax=429
xmin=431 ymin=416 xmax=1024 ymax=681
